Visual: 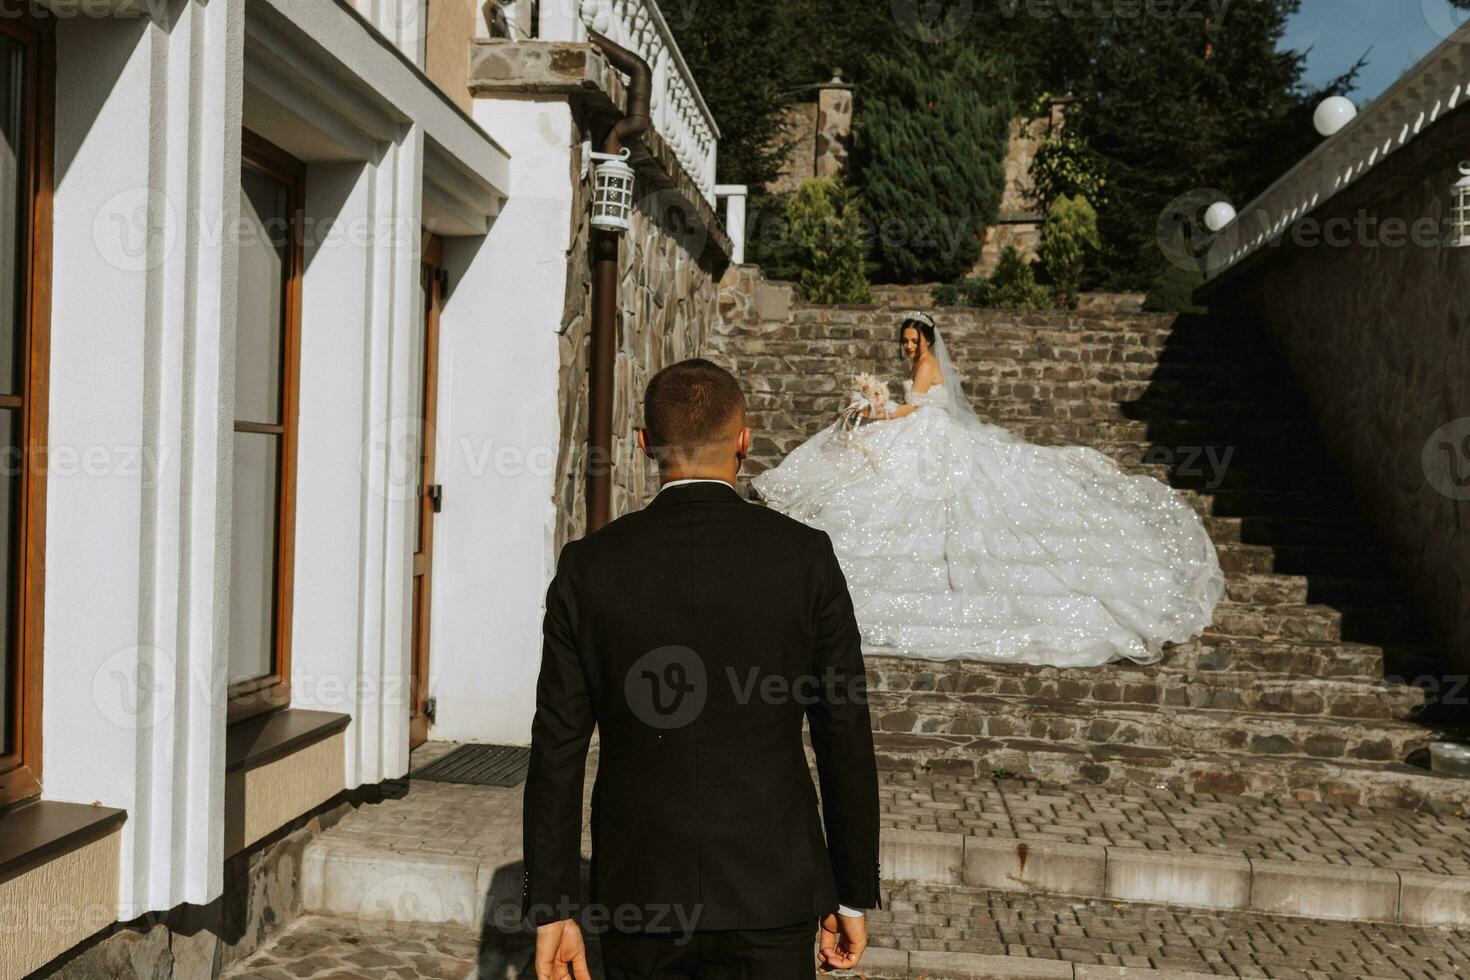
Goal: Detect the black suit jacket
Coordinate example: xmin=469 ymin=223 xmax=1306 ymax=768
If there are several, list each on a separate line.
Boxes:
xmin=522 ymin=480 xmax=881 ymax=932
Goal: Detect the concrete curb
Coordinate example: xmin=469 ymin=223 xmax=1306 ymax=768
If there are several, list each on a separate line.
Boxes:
xmin=840 ymin=948 xmax=1225 ymax=980
xmin=879 ymin=828 xmax=1470 ymax=928
xmin=302 ymin=838 xmax=526 ymax=928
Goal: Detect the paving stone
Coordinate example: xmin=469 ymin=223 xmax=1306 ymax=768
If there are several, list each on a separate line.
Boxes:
xmin=868 ymin=885 xmax=1470 ymax=977
xmin=219 ymin=915 xmax=479 ymax=979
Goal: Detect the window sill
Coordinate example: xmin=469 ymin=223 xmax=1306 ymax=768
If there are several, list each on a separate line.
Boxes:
xmin=226 ymin=708 xmax=351 ymax=774
xmin=0 ymin=798 xmax=127 ymax=885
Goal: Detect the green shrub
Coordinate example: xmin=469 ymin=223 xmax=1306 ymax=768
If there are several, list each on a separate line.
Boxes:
xmin=1039 ymin=195 xmax=1100 ymax=309
xmin=934 ymin=246 xmax=1053 ymax=310
xmin=785 ymin=177 xmax=873 ymax=305
xmin=1030 ymin=135 xmax=1108 ymax=214
xmin=852 ymin=42 xmax=1015 ymax=284
xmin=986 ymin=246 xmax=1056 ymax=310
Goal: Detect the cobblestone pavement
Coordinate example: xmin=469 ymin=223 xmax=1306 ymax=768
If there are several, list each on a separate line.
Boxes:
xmin=221 ymin=915 xmax=479 ymax=979
xmin=322 ymin=751 xmax=1470 ymax=890
xmin=318 ymin=745 xmax=590 ymax=869
xmin=278 ymin=748 xmax=1470 ymax=978
xmin=881 ymin=771 xmax=1470 ymax=876
xmin=873 ymin=885 xmax=1470 ymax=978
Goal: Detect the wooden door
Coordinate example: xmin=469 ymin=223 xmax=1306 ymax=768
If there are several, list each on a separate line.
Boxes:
xmin=409 ymin=234 xmax=444 ymax=748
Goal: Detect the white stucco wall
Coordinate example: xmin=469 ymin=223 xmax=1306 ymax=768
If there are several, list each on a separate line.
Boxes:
xmin=425 ymin=98 xmax=573 ymax=745
xmin=44 ymin=1 xmax=241 ymax=915
xmin=37 ymin=0 xmax=513 ymax=921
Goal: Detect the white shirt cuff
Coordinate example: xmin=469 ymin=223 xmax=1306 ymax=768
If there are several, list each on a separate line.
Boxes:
xmin=837 ymin=905 xmax=865 ymax=918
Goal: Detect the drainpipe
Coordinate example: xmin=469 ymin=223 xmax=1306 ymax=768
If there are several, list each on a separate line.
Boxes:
xmin=586 ymin=30 xmax=652 ymax=533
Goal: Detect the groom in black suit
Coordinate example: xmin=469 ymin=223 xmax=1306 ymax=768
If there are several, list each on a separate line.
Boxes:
xmin=523 ymin=358 xmax=881 ymax=979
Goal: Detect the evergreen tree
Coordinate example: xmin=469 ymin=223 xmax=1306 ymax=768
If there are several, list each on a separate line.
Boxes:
xmin=1039 ymin=195 xmax=1100 ymax=309
xmin=1040 ymin=0 xmax=1359 ymax=289
xmin=851 ymin=40 xmax=1015 ymax=283
xmin=786 ymin=177 xmax=873 ymax=305
xmin=664 ymin=3 xmax=797 ymax=188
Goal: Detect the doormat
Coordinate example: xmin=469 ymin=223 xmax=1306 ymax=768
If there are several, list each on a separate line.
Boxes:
xmin=412 ymin=744 xmax=532 ymax=787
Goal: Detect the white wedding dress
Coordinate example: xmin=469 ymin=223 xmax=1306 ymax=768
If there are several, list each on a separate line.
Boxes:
xmin=752 ymin=332 xmax=1224 ymax=667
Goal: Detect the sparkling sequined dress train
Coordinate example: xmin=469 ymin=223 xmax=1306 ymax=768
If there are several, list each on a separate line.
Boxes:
xmin=751 ymin=379 xmax=1224 ymax=666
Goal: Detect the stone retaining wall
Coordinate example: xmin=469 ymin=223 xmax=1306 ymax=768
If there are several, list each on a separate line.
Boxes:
xmin=1204 ymin=104 xmax=1470 ymax=676
xmin=711 ymin=266 xmax=1181 ymax=481
xmin=553 ymin=108 xmax=724 ymax=549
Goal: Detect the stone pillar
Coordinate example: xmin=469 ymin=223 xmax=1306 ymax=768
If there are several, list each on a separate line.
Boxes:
xmin=815 ymin=70 xmax=854 ymax=179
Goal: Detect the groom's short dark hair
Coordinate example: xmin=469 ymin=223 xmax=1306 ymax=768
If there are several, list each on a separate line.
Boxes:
xmin=643 ymin=359 xmax=746 ymax=459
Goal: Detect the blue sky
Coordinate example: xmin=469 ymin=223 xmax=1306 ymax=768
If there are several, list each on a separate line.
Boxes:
xmin=1283 ymin=0 xmax=1464 ymax=104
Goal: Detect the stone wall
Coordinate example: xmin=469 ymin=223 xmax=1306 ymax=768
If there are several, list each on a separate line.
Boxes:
xmin=974 ymin=101 xmax=1066 ymax=276
xmin=1204 ymin=104 xmax=1470 ymax=676
xmin=38 ymin=796 xmax=356 ymax=979
xmin=552 ymin=108 xmax=724 ymax=550
xmin=711 ymin=266 xmax=1180 ymax=483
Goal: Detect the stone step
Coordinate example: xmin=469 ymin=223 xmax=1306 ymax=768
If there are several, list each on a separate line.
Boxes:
xmin=785 ymin=307 xmax=1187 ymax=336
xmin=980 ymin=397 xmax=1308 ymax=422
xmin=875 ymin=771 xmax=1470 ymax=930
xmin=999 ymin=417 xmax=1320 ymax=448
xmin=1222 ymin=571 xmax=1404 ymax=607
xmin=1123 ymin=460 xmax=1340 ymax=492
xmin=1211 ymin=601 xmax=1429 ymax=644
xmin=723 ymin=355 xmax=1267 ymax=387
xmin=1026 ymin=444 xmax=1339 ymax=479
xmin=870 ymin=729 xmax=1463 ymax=809
xmin=861 ymin=885 xmax=1470 ymax=977
xmin=1165 ymin=636 xmax=1397 ymax=679
xmin=1201 ymin=514 xmax=1375 ymax=549
xmin=1174 ymin=488 xmax=1357 ymax=520
xmin=867 ymin=691 xmax=1437 ymax=764
xmin=864 ymin=655 xmax=1426 ymax=720
xmin=1213 ymin=541 xmax=1389 ymax=578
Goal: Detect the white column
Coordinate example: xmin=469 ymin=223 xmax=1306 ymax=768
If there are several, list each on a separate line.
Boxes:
xmin=45 ymin=0 xmax=243 ymax=916
xmin=296 ymin=133 xmax=422 ymax=787
xmin=716 ymin=185 xmax=747 ymax=265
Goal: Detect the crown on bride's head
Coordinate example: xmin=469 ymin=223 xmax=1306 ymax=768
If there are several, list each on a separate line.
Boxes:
xmin=902 ymin=311 xmax=937 ymax=330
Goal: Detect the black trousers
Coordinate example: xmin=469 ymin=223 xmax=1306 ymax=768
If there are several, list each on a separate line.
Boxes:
xmin=597 ymin=920 xmax=816 ymax=979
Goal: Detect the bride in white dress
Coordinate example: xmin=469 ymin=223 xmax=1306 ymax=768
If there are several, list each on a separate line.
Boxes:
xmin=751 ymin=312 xmax=1224 ymax=666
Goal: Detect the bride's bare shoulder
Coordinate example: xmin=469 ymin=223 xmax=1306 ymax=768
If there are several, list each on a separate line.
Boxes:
xmin=913 ymin=355 xmax=943 ymax=388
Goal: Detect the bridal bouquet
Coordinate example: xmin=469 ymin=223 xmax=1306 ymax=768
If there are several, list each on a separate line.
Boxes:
xmin=838 ymin=373 xmax=893 ymax=429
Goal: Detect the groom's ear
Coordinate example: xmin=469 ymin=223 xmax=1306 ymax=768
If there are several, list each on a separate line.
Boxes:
xmin=736 ymin=427 xmax=751 ymax=461
xmin=636 ymin=428 xmax=655 ymax=461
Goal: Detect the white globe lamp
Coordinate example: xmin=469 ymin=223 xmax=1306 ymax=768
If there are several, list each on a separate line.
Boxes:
xmin=1204 ymin=201 xmax=1236 ymax=233
xmin=1314 ymin=96 xmax=1357 ymax=137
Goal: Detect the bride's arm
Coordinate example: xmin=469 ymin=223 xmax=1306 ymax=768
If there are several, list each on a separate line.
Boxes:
xmin=870 ymin=361 xmax=940 ymax=420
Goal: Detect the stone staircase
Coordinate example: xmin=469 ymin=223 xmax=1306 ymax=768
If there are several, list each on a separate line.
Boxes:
xmin=708 ymin=288 xmax=1466 ymax=815
xmin=236 ymin=289 xmax=1470 ymax=978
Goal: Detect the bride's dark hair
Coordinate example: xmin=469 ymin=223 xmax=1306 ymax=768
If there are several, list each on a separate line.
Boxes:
xmin=899 ymin=314 xmax=935 ymax=347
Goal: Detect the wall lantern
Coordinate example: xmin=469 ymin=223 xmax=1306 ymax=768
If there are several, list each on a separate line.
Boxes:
xmin=1451 ymin=163 xmax=1470 ymax=248
xmin=591 ymin=149 xmax=635 ymax=234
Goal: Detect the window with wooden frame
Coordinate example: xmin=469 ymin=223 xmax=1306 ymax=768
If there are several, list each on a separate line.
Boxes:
xmin=0 ymin=3 xmax=53 ymax=808
xmin=228 ymin=131 xmax=303 ymax=725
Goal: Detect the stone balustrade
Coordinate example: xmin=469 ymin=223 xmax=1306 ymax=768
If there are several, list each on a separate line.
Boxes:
xmin=539 ymin=0 xmax=720 ymax=204
xmin=1205 ymin=19 xmax=1470 ymax=280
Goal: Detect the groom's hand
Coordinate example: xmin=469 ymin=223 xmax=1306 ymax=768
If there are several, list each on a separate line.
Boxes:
xmin=534 ymin=918 xmax=591 ymax=980
xmin=817 ymin=912 xmax=867 ymax=973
